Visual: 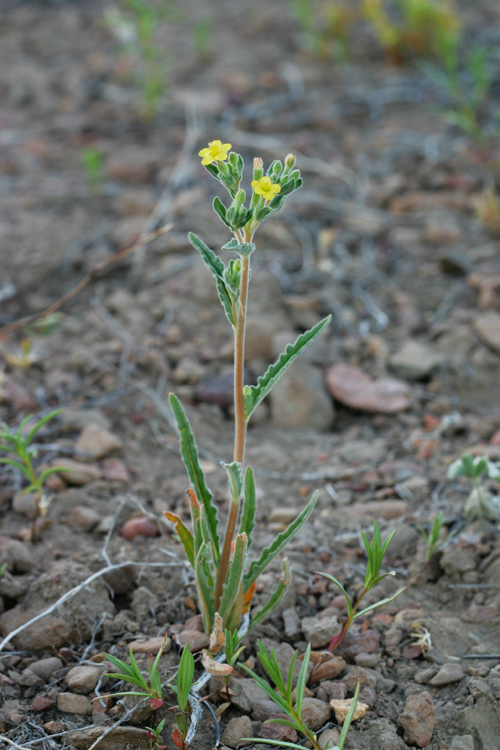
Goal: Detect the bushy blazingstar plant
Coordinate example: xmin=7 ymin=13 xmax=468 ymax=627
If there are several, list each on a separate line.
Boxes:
xmin=165 ymin=142 xmax=331 ymax=635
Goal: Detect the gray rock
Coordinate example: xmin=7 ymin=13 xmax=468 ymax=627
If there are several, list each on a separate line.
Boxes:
xmin=260 ymin=639 xmax=301 ymax=686
xmin=450 ymin=736 xmax=474 ymax=750
xmin=390 ymin=341 xmax=443 ymax=381
xmin=354 ymin=653 xmax=379 ymax=668
xmin=302 ymin=616 xmax=340 ymax=649
xmin=342 ymin=666 xmax=377 ymax=692
xmin=440 ymin=547 xmax=476 ymax=578
xmin=12 ymin=492 xmax=37 ymax=518
xmin=57 ymin=692 xmax=92 ymax=715
xmin=18 ymin=669 xmax=45 ymax=688
xmin=283 ymin=607 xmax=301 ymax=641
xmin=229 ymin=677 xmax=269 ymax=713
xmin=0 ymin=570 xmax=28 ymax=599
xmin=269 ymin=360 xmax=334 ymax=430
xmin=75 ymin=423 xmax=122 ymax=460
xmin=29 ymin=657 xmax=63 ymax=681
xmin=430 ymin=663 xmax=464 ymax=687
xmin=66 ymin=506 xmax=102 ymax=532
xmin=222 ymin=716 xmax=253 ymax=748
xmin=318 ymin=727 xmax=340 ymax=750
xmin=0 ymin=536 xmax=34 ymax=573
xmin=298 ymin=698 xmax=331 ymax=732
xmin=366 ymin=718 xmax=408 ymax=750
xmin=66 ymin=665 xmax=104 ymax=695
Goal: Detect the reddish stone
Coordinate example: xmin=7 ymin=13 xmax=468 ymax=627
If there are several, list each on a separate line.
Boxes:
xmin=337 ymin=630 xmax=380 ymax=661
xmin=326 ymin=363 xmax=412 ymax=414
xmin=402 ymin=643 xmax=423 ymax=659
xmin=101 ymin=459 xmax=130 ymax=484
xmin=258 ymin=714 xmax=298 ymax=743
xmin=31 ymin=695 xmax=55 ymax=712
xmin=372 ymin=613 xmax=393 ymax=627
xmin=460 ymin=605 xmax=498 ymax=623
xmin=119 ymin=517 xmax=158 ymax=540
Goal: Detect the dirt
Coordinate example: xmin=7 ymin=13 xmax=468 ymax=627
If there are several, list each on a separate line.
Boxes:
xmin=1 ymin=1 xmax=500 ymax=749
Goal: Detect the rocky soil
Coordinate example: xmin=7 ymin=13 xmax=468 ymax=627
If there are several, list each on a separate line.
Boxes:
xmin=1 ymin=1 xmax=500 ymax=749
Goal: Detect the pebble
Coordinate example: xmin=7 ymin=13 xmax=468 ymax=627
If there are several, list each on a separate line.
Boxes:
xmin=29 ymin=657 xmax=63 ymax=681
xmin=129 ymin=636 xmax=171 ymax=654
xmin=57 ymin=692 xmax=93 ymax=715
xmin=0 ymin=569 xmax=28 ymax=599
xmin=75 ymin=423 xmax=123 ymax=460
xmin=18 ymin=669 xmax=45 ymax=687
xmin=267 ymin=508 xmax=299 ymax=524
xmin=52 ymin=459 xmax=101 ymax=485
xmin=348 ymin=500 xmax=409 ymax=521
xmin=119 ymin=517 xmax=159 ymax=540
xmin=30 ymin=695 xmax=55 ymax=711
xmin=330 ymin=697 xmax=368 ymax=724
xmin=229 ymin=677 xmax=268 ymax=714
xmin=309 ymin=656 xmax=346 ymax=683
xmin=175 ymin=630 xmax=209 ymax=652
xmin=298 ymin=697 xmax=331 ymax=731
xmin=320 ymin=681 xmax=348 ymax=701
xmin=415 ymin=667 xmax=438 ymax=684
xmin=43 ymin=721 xmax=66 ymax=735
xmin=270 ymin=360 xmax=334 ymax=430
xmin=66 ymin=506 xmax=102 ymax=532
xmin=222 ymin=716 xmax=253 ymax=747
xmin=258 ymin=715 xmax=298 ymax=744
xmin=283 ymin=607 xmax=301 ymax=641
xmin=460 ymin=604 xmax=497 ymax=623
xmin=101 ymin=459 xmax=130 ymax=484
xmin=326 ymin=363 xmax=411 ymax=414
xmin=70 ymin=725 xmax=150 ymax=750
xmin=450 ymin=736 xmax=474 ymax=750
xmin=430 ymin=663 xmax=464 ymax=686
xmin=318 ymin=727 xmax=340 ymax=749
xmin=473 ymin=312 xmax=500 ymax=354
xmin=302 ymin=616 xmax=340 ymax=649
xmin=0 ymin=536 xmax=34 ymax=572
xmin=390 ymin=341 xmax=443 ymax=380
xmin=342 ymin=666 xmax=377 ymax=692
xmin=440 ymin=547 xmax=476 ymax=577
xmin=12 ymin=492 xmax=37 ymax=518
xmin=354 ymin=653 xmax=379 ymax=668
xmin=397 ymin=692 xmax=435 ymax=748
xmin=66 ymin=665 xmax=104 ymax=695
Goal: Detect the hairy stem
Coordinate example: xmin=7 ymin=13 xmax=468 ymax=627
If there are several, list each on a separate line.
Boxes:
xmin=214 ymin=251 xmax=251 ymax=610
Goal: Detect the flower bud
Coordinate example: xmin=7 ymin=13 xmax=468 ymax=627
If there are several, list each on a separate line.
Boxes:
xmin=253 ymin=157 xmax=264 ymax=182
xmin=285 ymin=153 xmax=296 ymax=168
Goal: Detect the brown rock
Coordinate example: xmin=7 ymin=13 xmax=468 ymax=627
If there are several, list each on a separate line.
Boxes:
xmin=258 ymin=715 xmax=298 ymax=744
xmin=342 ymin=666 xmax=377 ymax=692
xmin=175 ymin=630 xmax=210 ymax=652
xmin=51 ymin=459 xmax=101 ymax=485
xmin=66 ymin=665 xmax=104 ymax=694
xmin=298 ymin=698 xmax=331 ymax=731
xmin=43 ymin=721 xmax=66 ymax=735
xmin=222 ymin=715 xmax=253 ymax=747
xmin=119 ymin=517 xmax=158 ymax=540
xmin=31 ymin=695 xmax=55 ymax=712
xmin=338 ymin=630 xmax=380 ymax=661
xmin=101 ymin=459 xmax=130 ymax=484
xmin=0 ymin=535 xmax=34 ymax=572
xmin=473 ymin=313 xmax=500 ymax=354
xmin=460 ymin=604 xmax=498 ymax=623
xmin=309 ymin=656 xmax=346 ymax=683
xmin=349 ymin=501 xmax=409 ymax=520
xmin=70 ymin=725 xmax=150 ymax=750
xmin=75 ymin=423 xmax=123 ymax=460
xmin=57 ymin=692 xmax=92 ymax=715
xmin=129 ymin=636 xmax=172 ymax=654
xmin=270 ymin=360 xmax=334 ymax=430
xmin=326 ymin=364 xmax=411 ymax=414
xmin=398 ymin=692 xmax=435 ymax=747
xmin=66 ymin=506 xmax=101 ymax=532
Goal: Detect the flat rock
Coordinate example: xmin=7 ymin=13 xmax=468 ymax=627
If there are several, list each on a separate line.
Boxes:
xmin=101 ymin=459 xmax=130 ymax=484
xmin=430 ymin=663 xmax=464 ymax=686
xmin=397 ymin=692 xmax=435 ymax=747
xmin=229 ymin=677 xmax=269 ymax=713
xmin=326 ymin=364 xmax=411 ymax=414
xmin=222 ymin=716 xmax=253 ymax=748
xmin=51 ymin=459 xmax=101 ymax=485
xmin=302 ymin=616 xmax=340 ymax=649
xmin=310 ymin=656 xmax=346 ymax=683
xmin=298 ymin=697 xmax=331 ymax=731
xmin=30 ymin=695 xmax=55 ymax=712
xmin=390 ymin=341 xmax=443 ymax=380
xmin=258 ymin=714 xmax=298 ymax=743
xmin=66 ymin=665 xmax=104 ymax=694
xmin=175 ymin=630 xmax=209 ymax=652
xmin=473 ymin=312 xmax=500 ymax=353
xmin=66 ymin=506 xmax=101 ymax=532
xmin=57 ymin=692 xmax=92 ymax=715
xmin=70 ymin=725 xmax=150 ymax=750
xmin=338 ymin=629 xmax=380 ymax=661
xmin=450 ymin=737 xmax=474 ymax=750
xmin=29 ymin=657 xmax=63 ymax=681
xmin=75 ymin=423 xmax=123 ymax=459
xmin=129 ymin=636 xmax=172 ymax=654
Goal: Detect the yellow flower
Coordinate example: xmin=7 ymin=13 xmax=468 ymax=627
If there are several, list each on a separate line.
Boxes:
xmin=251 ymin=176 xmax=281 ymax=201
xmin=198 ymin=140 xmax=232 ymax=166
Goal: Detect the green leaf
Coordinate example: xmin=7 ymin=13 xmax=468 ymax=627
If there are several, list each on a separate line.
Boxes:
xmin=104 ymin=673 xmax=149 ymax=690
xmin=188 ymin=232 xmax=235 ymax=326
xmin=169 ymin=393 xmax=220 ymax=564
xmin=38 ymin=466 xmax=69 ymax=485
xmin=195 ymin=543 xmax=216 ymax=634
xmin=354 ymin=587 xmax=406 ymax=620
xmin=219 ymin=533 xmax=247 ymax=621
xmin=240 ymin=741 xmax=306 ymax=750
xmin=164 ymin=511 xmax=195 ymax=568
xmin=314 ymin=572 xmax=352 ymax=618
xmin=250 ymin=558 xmax=291 ymax=631
xmin=295 ymin=642 xmax=310 ymax=717
xmin=265 ymin=718 xmax=302 ymax=732
xmin=25 ymin=409 xmax=62 ymax=445
xmin=243 ymin=317 xmax=331 ymax=419
xmin=222 ymin=238 xmax=256 ymax=257
xmin=239 ymin=467 xmax=257 ymax=549
xmin=240 ymin=667 xmax=289 ymax=715
xmin=244 ymin=491 xmax=317 ymax=590
xmin=0 ymin=458 xmax=32 ymax=481
xmin=222 ymin=461 xmax=243 ymax=502
xmin=213 ymin=197 xmax=232 ymax=228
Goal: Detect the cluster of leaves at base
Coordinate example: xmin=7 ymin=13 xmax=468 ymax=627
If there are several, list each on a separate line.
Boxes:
xmin=448 ymin=453 xmax=500 ymax=521
xmin=241 ymin=642 xmax=360 ymax=750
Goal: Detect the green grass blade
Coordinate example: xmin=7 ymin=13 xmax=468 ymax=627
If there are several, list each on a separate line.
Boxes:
xmin=188 ymin=232 xmax=235 ymax=326
xmin=338 ymin=681 xmax=361 ymax=750
xmin=169 ymin=393 xmax=220 ymax=563
xmin=355 ymin=587 xmax=407 ymax=619
xmin=25 ymin=409 xmax=62 ymax=444
xmin=244 ymin=492 xmax=317 ymax=590
xmin=0 ymin=458 xmax=32 ymax=480
xmin=243 ymin=316 xmax=331 ymax=419
xmin=239 ymin=466 xmax=257 ymax=547
xmin=314 ymin=572 xmax=352 ymax=618
xmin=239 ymin=667 xmax=289 ymax=714
xmin=249 ymin=558 xmax=291 ymax=631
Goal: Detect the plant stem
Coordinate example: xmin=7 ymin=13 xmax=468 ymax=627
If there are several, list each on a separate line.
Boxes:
xmin=214 ymin=250 xmax=251 ymax=610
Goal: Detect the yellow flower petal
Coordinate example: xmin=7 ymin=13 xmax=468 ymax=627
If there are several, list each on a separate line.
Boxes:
xmin=201 ymin=154 xmax=215 ymax=165
xmin=251 ymin=180 xmax=260 ymax=189
xmin=273 ymin=184 xmax=281 ymax=194
xmin=209 ymin=140 xmax=222 ymax=149
xmin=198 ymin=148 xmax=210 ymax=157
xmin=215 ymin=151 xmax=229 ymax=161
xmin=221 ymin=143 xmax=231 ymax=151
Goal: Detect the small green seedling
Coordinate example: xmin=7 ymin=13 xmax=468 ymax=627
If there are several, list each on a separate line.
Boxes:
xmin=448 ymin=453 xmax=500 ymax=521
xmin=317 ymin=520 xmax=406 ymax=651
xmin=242 ymin=642 xmax=361 ymax=750
xmin=165 ymin=144 xmax=329 ymax=636
xmin=411 ymin=512 xmax=453 ymax=584
xmin=0 ymin=563 xmax=7 ymax=580
xmin=146 ymin=718 xmax=166 ymax=750
xmin=221 ymin=628 xmax=245 ymax=698
xmin=0 ymin=410 xmax=66 ymax=541
xmin=82 ymin=147 xmax=105 ymax=193
xmin=101 ymin=639 xmax=167 ymax=710
xmin=167 ymin=645 xmax=195 ymax=750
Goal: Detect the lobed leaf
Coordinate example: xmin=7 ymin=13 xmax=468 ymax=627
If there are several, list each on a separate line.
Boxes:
xmin=169 ymin=393 xmax=220 ymax=564
xmin=222 ymin=461 xmax=243 ymax=503
xmin=243 ymin=317 xmax=331 ymax=419
xmin=244 ymin=491 xmax=317 ymax=591
xmin=222 ymin=238 xmax=256 ymax=257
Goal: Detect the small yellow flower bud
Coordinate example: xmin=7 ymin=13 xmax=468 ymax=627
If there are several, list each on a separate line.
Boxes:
xmin=285 ymin=154 xmax=296 ymax=168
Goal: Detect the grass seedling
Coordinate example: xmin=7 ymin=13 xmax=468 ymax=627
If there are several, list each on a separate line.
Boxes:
xmin=167 ymin=645 xmax=195 ymax=750
xmin=82 ymin=147 xmax=104 ymax=193
xmin=0 ymin=410 xmax=66 ymax=541
xmin=165 ymin=144 xmax=330 ymax=636
xmin=411 ymin=511 xmax=452 ymax=584
xmin=448 ymin=453 xmax=500 ymax=521
xmin=241 ymin=642 xmax=361 ymax=749
xmin=317 ymin=521 xmax=405 ymax=651
xmin=220 ymin=628 xmax=245 ymax=699
xmin=146 ymin=719 xmax=166 ymax=750
xmin=101 ymin=637 xmax=168 ymax=711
